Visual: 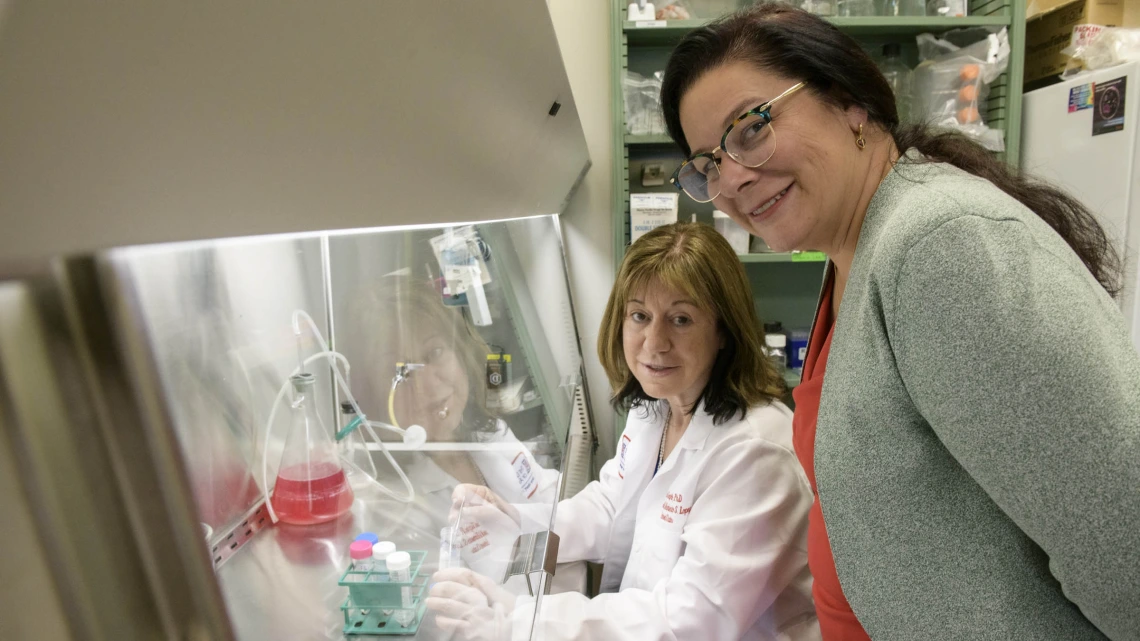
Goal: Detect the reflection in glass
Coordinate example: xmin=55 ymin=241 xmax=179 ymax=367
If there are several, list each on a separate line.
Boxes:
xmin=110 ymin=235 xmax=331 ymax=538
xmin=106 ymin=216 xmax=585 ymax=640
xmin=341 ymin=273 xmax=561 ymax=514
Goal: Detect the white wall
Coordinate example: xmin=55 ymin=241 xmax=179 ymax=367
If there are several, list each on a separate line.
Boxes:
xmin=547 ymin=0 xmax=618 ymax=462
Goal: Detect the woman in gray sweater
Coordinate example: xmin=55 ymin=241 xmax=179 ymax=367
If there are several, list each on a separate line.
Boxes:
xmin=657 ymin=4 xmax=1140 ymax=641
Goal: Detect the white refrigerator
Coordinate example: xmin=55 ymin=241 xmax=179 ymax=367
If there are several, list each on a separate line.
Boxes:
xmin=1022 ymin=61 xmax=1140 ymax=348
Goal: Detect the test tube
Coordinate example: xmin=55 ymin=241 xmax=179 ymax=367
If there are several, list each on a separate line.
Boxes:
xmin=349 ymin=540 xmax=373 ymax=578
xmin=386 ymin=551 xmax=412 ymax=583
xmin=386 ymin=551 xmax=415 ymax=627
xmin=372 ymin=541 xmax=397 ymax=577
xmin=439 ymin=527 xmax=462 ymax=570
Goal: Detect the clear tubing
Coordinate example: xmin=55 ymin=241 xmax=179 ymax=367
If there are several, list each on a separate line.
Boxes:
xmin=388 ymin=379 xmax=401 ymax=429
xmin=367 ymin=420 xmax=406 ymax=436
xmin=260 ymin=311 xmax=416 ymax=522
xmin=295 ymin=331 xmax=306 ymax=376
xmin=290 ymin=312 xmax=413 ymax=503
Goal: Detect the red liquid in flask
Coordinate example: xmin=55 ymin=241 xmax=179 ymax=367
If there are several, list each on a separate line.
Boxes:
xmin=271 ymin=462 xmax=354 ymax=525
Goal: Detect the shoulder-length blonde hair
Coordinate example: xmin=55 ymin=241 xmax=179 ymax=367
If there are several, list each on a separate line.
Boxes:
xmin=597 ymin=222 xmax=783 ymax=424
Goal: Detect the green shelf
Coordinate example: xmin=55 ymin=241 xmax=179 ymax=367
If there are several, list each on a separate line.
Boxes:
xmin=828 ymin=15 xmax=1011 ymax=35
xmin=625 ymin=133 xmax=675 ymax=145
xmin=624 ymin=15 xmax=1012 ymax=46
xmin=738 ymin=252 xmax=827 ymax=264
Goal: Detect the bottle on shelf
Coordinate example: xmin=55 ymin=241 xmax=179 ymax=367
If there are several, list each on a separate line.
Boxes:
xmin=926 ymin=0 xmax=966 ymax=16
xmin=627 ymin=1 xmax=656 ymax=21
xmin=763 ymin=321 xmax=788 ymax=350
xmin=879 ymin=43 xmax=915 ymax=124
xmin=765 ymin=334 xmax=788 ymax=375
xmin=788 ymin=330 xmax=810 ymax=374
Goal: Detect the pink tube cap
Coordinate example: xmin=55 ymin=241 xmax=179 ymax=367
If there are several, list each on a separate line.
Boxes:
xmin=349 ymin=540 xmax=374 ymax=560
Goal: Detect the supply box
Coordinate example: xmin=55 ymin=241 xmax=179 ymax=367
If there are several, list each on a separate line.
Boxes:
xmin=1025 ymin=0 xmax=1134 ymax=84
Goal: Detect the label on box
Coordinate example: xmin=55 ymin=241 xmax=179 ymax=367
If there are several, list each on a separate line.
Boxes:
xmin=630 ymin=193 xmax=679 ymax=243
xmin=1072 ymin=24 xmax=1107 ymax=48
xmin=634 ymin=20 xmax=667 ymax=28
xmin=1093 ymin=76 xmax=1126 ymax=136
xmin=1069 ymin=83 xmax=1095 ymax=112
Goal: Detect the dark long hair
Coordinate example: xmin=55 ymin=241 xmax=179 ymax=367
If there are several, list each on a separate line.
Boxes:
xmin=660 ymin=3 xmax=1121 ymax=295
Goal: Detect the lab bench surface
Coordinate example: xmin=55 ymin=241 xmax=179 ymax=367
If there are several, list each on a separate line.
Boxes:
xmin=216 ymin=492 xmax=573 ymax=640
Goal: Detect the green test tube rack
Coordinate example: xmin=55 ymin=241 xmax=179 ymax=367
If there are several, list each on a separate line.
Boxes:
xmin=338 ymin=550 xmax=429 ymax=636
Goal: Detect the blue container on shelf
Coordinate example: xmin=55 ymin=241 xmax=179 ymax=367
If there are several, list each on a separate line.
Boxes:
xmin=788 ymin=330 xmax=810 ymax=371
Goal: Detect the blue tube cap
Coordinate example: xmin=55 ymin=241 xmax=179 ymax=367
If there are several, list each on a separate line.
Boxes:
xmin=354 ymin=532 xmax=380 ymax=545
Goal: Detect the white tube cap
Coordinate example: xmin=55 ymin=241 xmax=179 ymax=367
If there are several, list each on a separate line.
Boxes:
xmin=372 ymin=541 xmax=397 ymax=560
xmin=386 ymin=551 xmax=411 ymax=572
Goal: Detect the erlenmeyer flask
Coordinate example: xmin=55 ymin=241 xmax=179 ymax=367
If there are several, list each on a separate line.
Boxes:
xmin=271 ymin=373 xmax=354 ymax=525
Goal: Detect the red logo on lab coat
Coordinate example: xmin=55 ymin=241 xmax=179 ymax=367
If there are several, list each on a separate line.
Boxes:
xmin=660 ymin=492 xmax=691 ymax=524
xmin=618 ymin=434 xmax=632 ymax=479
xmin=511 ymin=452 xmax=539 ymax=499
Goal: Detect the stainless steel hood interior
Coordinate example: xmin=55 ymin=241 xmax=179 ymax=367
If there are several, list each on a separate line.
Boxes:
xmin=0 ymin=0 xmax=590 ymax=261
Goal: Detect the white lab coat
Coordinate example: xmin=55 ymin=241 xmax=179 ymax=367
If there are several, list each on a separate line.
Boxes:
xmin=513 ymin=400 xmax=819 ymax=641
xmin=405 ymin=419 xmax=561 ymax=528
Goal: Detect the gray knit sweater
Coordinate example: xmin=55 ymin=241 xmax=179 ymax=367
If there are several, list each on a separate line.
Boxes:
xmin=815 ymin=151 xmax=1140 ymax=640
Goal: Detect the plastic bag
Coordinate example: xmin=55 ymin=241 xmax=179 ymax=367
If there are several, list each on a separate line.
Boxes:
xmin=913 ymin=27 xmax=1010 ymax=151
xmin=656 ymin=2 xmax=692 ymax=19
xmin=622 ymin=70 xmax=666 ymax=135
xmin=1061 ymin=27 xmax=1140 ymax=78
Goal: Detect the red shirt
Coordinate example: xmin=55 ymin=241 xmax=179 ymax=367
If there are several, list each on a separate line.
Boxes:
xmin=790 ymin=277 xmax=871 ymax=641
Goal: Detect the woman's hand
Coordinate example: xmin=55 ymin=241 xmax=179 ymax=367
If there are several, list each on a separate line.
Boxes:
xmin=450 ymin=483 xmax=521 ymax=527
xmin=426 ymin=568 xmax=516 ymax=641
xmin=447 ymin=484 xmax=524 ymax=579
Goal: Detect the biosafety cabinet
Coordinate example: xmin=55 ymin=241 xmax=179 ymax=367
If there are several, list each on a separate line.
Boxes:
xmin=0 ymin=2 xmax=592 ymax=640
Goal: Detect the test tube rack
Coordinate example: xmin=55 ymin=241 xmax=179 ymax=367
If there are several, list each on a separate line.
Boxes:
xmin=338 ymin=550 xmax=429 ymax=636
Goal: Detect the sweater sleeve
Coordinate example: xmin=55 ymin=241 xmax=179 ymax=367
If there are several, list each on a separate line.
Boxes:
xmin=891 ymin=214 xmax=1140 ymax=641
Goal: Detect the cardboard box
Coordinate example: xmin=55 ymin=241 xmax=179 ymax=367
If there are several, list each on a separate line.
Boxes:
xmin=1025 ymin=0 xmax=1129 ymax=83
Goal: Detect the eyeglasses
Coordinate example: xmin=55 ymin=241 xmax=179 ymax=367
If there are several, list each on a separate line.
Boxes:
xmin=670 ymin=82 xmax=805 ymax=203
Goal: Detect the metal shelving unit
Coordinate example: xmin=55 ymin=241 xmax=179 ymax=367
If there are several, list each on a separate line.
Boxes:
xmin=623 ymin=15 xmax=1013 ymax=45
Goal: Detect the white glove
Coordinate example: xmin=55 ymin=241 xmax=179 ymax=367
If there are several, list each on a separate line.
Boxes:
xmin=450 ymin=484 xmax=521 ymax=526
xmin=449 ymin=484 xmax=522 ymax=579
xmin=426 ymin=568 xmax=517 ymax=641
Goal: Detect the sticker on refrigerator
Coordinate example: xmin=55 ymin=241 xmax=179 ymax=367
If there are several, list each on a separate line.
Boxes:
xmin=1093 ymin=76 xmax=1127 ymax=136
xmin=1068 ymin=83 xmax=1094 ymax=112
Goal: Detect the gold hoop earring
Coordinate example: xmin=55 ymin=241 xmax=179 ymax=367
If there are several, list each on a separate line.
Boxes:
xmin=856 ymin=123 xmax=866 ymax=150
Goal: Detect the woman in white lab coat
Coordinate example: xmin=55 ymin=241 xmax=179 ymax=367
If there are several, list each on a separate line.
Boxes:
xmin=426 ymin=222 xmax=819 ymax=641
